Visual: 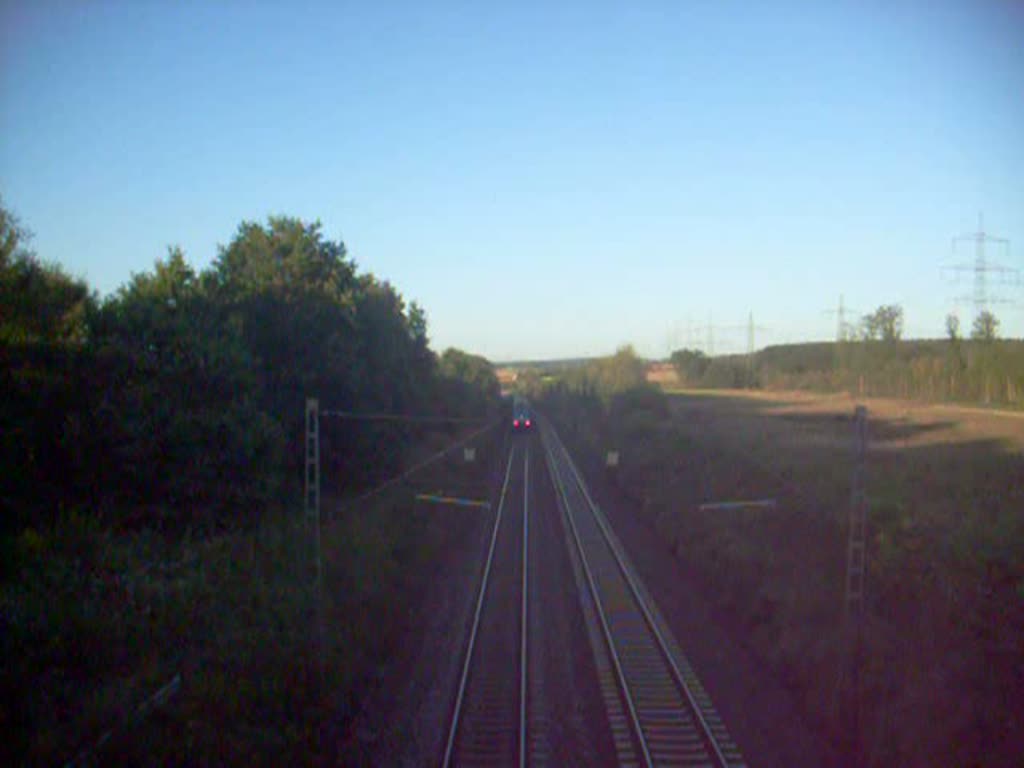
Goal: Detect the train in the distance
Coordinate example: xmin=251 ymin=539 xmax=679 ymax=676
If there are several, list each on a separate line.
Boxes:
xmin=511 ymin=395 xmax=533 ymax=432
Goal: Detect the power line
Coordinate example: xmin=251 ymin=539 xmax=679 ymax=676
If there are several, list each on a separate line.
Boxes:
xmin=334 ymin=418 xmax=498 ymax=519
xmin=691 ymin=313 xmax=769 ymax=357
xmin=320 ymin=410 xmax=487 ymax=424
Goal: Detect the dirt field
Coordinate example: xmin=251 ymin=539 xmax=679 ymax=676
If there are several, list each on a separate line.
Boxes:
xmin=571 ymin=388 xmax=1024 ymax=766
xmin=669 ymin=387 xmax=1024 ymax=452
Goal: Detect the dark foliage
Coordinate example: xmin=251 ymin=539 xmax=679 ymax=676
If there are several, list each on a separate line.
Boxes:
xmin=0 ymin=206 xmax=500 ymax=536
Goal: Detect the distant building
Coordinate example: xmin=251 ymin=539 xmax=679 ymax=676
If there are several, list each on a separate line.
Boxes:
xmin=496 ymin=367 xmax=518 ymax=398
xmin=645 ymin=362 xmax=679 ymax=385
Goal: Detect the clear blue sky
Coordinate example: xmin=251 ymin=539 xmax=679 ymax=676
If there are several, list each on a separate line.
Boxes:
xmin=3 ymin=1 xmax=1022 ymax=360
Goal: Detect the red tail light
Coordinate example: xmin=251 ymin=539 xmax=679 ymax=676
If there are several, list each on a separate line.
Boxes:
xmin=513 ymin=419 xmax=520 ymax=428
xmin=525 ymin=419 xmax=531 ymax=427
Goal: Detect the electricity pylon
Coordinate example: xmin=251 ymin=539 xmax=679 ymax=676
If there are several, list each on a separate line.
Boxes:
xmin=822 ymin=294 xmax=861 ymax=342
xmin=945 ymin=214 xmax=1016 ymax=318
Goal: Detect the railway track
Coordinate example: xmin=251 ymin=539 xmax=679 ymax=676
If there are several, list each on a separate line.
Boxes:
xmin=443 ymin=444 xmax=530 ymax=767
xmin=443 ymin=423 xmax=743 ymax=766
xmin=541 ymin=423 xmax=746 ymax=768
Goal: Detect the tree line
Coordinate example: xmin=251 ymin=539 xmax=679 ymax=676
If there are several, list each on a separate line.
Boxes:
xmin=514 ymin=345 xmax=671 ymax=439
xmin=668 ymin=303 xmax=1024 ymax=406
xmin=0 ymin=199 xmax=500 ymax=539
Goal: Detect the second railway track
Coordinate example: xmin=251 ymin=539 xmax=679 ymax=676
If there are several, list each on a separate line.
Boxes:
xmin=444 ymin=444 xmax=531 ymax=767
xmin=541 ymin=422 xmax=746 ymax=768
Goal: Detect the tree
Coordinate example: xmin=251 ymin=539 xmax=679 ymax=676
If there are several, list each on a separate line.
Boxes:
xmin=91 ymin=247 xmax=282 ymax=524
xmin=405 ymin=300 xmax=435 ymax=392
xmin=945 ymin=313 xmax=961 ymax=342
xmin=515 ymin=368 xmax=544 ymax=399
xmin=0 ymin=199 xmax=94 ymax=345
xmin=971 ymin=311 xmax=999 ymax=342
xmin=670 ymin=348 xmax=710 ymax=384
xmin=439 ymin=348 xmax=500 ymax=416
xmin=354 ymin=275 xmax=420 ymax=412
xmin=0 ymin=197 xmax=28 ymax=267
xmin=596 ymin=345 xmax=647 ymax=395
xmin=209 ymin=216 xmax=360 ymax=424
xmin=0 ymin=200 xmax=512 ymax=531
xmin=407 ymin=301 xmax=428 ymax=346
xmin=861 ymin=304 xmax=904 ymax=342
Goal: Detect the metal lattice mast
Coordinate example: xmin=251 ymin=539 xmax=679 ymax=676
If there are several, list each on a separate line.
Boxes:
xmin=974 ymin=214 xmax=988 ymax=312
xmin=304 ymin=398 xmax=324 ymax=689
xmin=948 ymin=213 xmax=1016 ymax=316
xmin=305 ymin=398 xmax=320 ymax=524
xmin=823 ymin=294 xmax=860 ymax=342
xmin=694 ymin=313 xmax=769 ymax=361
xmin=746 ymin=312 xmax=764 ymax=383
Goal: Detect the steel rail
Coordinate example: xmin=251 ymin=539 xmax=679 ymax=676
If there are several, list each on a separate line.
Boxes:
xmin=548 ymin=425 xmax=734 ymax=767
xmin=519 ymin=447 xmax=529 ymax=768
xmin=442 ymin=447 xmax=517 ymax=767
xmin=540 ymin=430 xmax=655 ymax=767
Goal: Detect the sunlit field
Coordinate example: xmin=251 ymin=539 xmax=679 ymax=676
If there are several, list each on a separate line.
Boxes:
xmin=554 ymin=386 xmax=1023 ymax=765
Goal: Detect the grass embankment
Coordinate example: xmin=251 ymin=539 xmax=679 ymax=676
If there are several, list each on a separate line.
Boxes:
xmin=554 ymin=390 xmax=1023 ymax=766
xmin=2 ymin=425 xmax=500 ymax=766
